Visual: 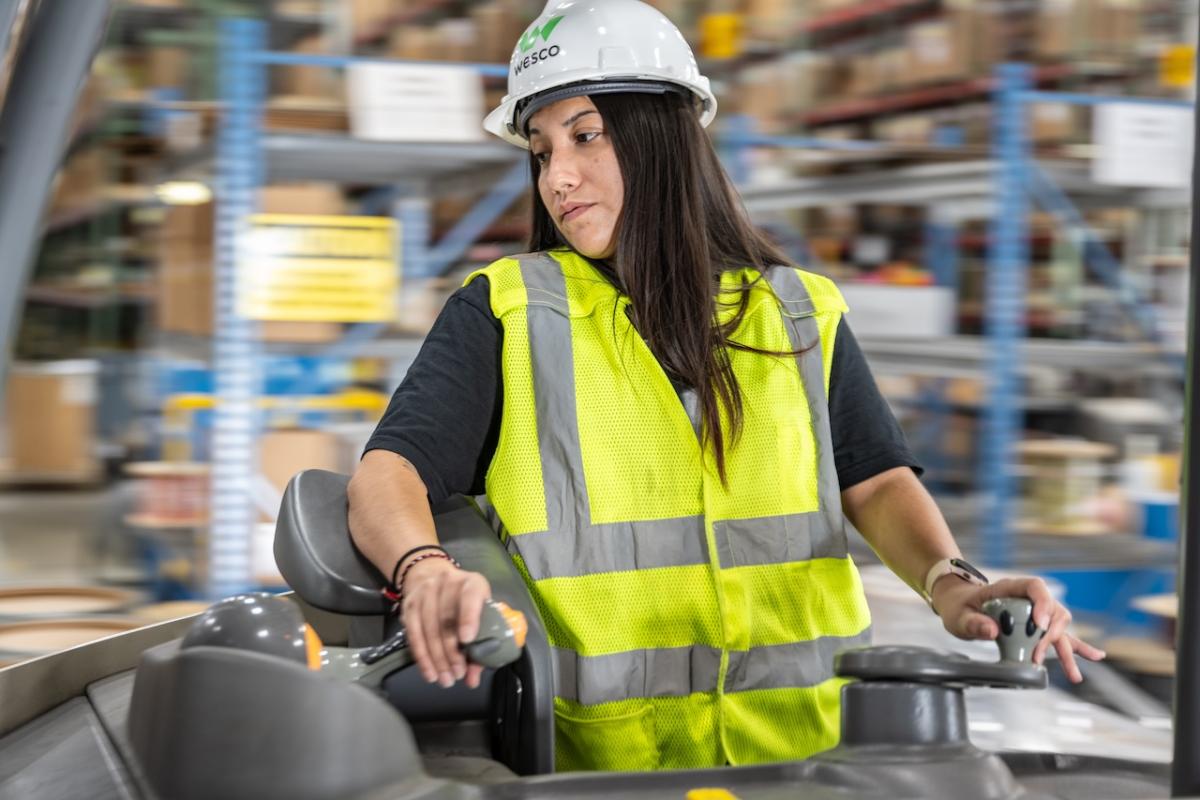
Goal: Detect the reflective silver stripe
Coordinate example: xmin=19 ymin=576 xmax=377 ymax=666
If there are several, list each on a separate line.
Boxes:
xmin=553 ymin=630 xmax=873 ymax=704
xmin=713 ymin=512 xmax=847 ymax=569
xmin=510 ymin=516 xmax=708 ymax=579
xmin=725 ymin=629 xmax=873 ymax=693
xmin=555 ymin=645 xmax=723 ymax=706
xmin=764 ymin=266 xmax=846 ymax=541
xmin=521 ymin=254 xmax=593 ymax=552
xmin=516 ymin=254 xmax=712 ymax=580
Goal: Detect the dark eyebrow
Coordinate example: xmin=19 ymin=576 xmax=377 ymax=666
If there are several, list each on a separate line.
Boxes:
xmin=528 ymin=109 xmax=598 ymax=137
xmin=562 ymin=109 xmax=598 ymax=127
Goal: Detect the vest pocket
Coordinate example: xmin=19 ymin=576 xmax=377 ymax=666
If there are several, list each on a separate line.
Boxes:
xmin=554 ymin=703 xmax=659 ymax=772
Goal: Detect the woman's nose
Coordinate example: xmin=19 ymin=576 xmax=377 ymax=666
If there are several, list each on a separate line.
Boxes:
xmin=545 ymin=150 xmax=581 ymax=194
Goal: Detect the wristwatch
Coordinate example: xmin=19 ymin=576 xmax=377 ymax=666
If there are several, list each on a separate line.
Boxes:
xmin=922 ymin=557 xmax=989 ymax=613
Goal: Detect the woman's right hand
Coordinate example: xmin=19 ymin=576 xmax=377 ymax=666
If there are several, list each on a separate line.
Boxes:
xmin=399 ymin=558 xmax=492 ymax=689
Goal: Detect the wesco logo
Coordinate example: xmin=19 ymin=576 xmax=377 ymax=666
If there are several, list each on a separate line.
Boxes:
xmin=513 ymin=45 xmax=561 ymax=76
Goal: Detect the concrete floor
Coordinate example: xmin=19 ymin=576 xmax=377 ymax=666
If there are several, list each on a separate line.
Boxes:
xmin=0 ymin=485 xmax=140 ymax=586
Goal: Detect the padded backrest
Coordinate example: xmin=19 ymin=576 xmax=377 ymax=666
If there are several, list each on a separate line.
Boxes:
xmin=274 ymin=470 xmax=387 ymax=615
xmin=273 ymin=469 xmax=556 ymax=773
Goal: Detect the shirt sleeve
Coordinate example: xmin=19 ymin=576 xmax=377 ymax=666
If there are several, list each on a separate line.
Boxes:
xmin=363 ymin=277 xmax=501 ymax=504
xmin=828 ymin=317 xmax=924 ymax=490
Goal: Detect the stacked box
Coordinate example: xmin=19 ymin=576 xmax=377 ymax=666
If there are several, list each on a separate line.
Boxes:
xmin=157 ymin=201 xmax=215 ymax=336
xmin=5 ymin=362 xmax=100 ymax=480
xmin=1037 ymin=0 xmax=1142 ymax=62
xmin=157 ymin=185 xmax=349 ymax=342
xmin=278 ymin=35 xmax=343 ymax=100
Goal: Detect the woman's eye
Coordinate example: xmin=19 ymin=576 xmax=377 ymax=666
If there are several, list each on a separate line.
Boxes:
xmin=576 ymin=131 xmax=600 ymax=144
xmin=533 ymin=151 xmax=549 ymax=165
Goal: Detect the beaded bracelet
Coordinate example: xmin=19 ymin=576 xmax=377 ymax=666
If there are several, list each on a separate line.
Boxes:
xmin=381 ymin=551 xmax=462 ymax=612
xmin=389 ymin=544 xmax=448 ymax=593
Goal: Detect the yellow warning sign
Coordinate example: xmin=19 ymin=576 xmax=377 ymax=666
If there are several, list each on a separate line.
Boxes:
xmin=239 ymin=214 xmax=398 ymax=323
xmin=1160 ymin=44 xmax=1196 ymax=88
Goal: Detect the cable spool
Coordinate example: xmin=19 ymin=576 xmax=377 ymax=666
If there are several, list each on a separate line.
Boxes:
xmin=124 ymin=462 xmax=210 ymax=527
xmin=1016 ymin=439 xmax=1117 ymax=535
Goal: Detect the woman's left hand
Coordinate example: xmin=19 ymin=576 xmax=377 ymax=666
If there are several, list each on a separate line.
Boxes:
xmin=930 ymin=575 xmax=1106 ymax=683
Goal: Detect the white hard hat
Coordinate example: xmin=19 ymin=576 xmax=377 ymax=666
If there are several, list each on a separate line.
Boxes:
xmin=483 ymin=0 xmax=717 ymax=148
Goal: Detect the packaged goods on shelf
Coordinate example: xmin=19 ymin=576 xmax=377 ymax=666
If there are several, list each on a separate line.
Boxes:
xmin=146 ymin=46 xmax=189 ymax=91
xmin=256 ymin=184 xmax=350 ymax=343
xmin=903 ymin=4 xmax=995 ymax=88
xmin=49 ymin=148 xmax=107 ymax=216
xmin=389 ymin=26 xmax=441 ymax=61
xmin=472 ymin=0 xmax=529 ymax=64
xmin=737 ymin=62 xmax=787 ymax=130
xmin=279 ymin=35 xmax=343 ymax=101
xmin=841 ymin=284 xmax=956 ymax=339
xmin=347 ymin=60 xmax=485 ymax=142
xmin=743 ymin=0 xmax=798 ymax=44
xmin=259 ymin=428 xmax=341 ymax=501
xmin=351 ymin=0 xmax=399 ymax=42
xmin=699 ymin=12 xmax=744 ymax=59
xmin=260 ymin=183 xmax=348 ymax=217
xmin=3 ymin=361 xmax=101 ymax=483
xmin=157 ymin=201 xmax=214 ymax=337
xmin=1030 ymin=102 xmax=1087 ymax=144
xmin=1017 ymin=438 xmax=1118 ymax=536
xmin=1036 ymin=0 xmax=1143 ymax=62
xmin=156 ymin=186 xmax=349 ymax=342
xmin=874 ymin=112 xmax=936 ymax=146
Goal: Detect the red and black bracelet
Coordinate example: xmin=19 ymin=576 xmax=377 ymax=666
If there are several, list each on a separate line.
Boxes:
xmin=381 ymin=546 xmax=461 ymax=610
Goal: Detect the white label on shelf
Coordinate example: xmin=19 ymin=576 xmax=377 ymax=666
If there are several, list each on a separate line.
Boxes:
xmin=60 ymin=375 xmax=96 ymax=407
xmin=346 ymin=62 xmax=484 ymax=143
xmin=1092 ymin=102 xmax=1194 ymax=189
xmin=852 ymin=235 xmax=891 ymax=265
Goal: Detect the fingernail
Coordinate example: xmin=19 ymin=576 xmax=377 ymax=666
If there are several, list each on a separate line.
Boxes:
xmin=440 ymin=672 xmax=454 ymax=688
xmin=455 ymin=665 xmax=466 ymax=680
xmin=1037 ymin=615 xmax=1050 ymax=629
xmin=424 ymin=672 xmax=437 ymax=684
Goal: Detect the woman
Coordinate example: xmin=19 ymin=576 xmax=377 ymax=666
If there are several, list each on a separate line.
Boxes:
xmin=348 ymin=0 xmax=1103 ymax=772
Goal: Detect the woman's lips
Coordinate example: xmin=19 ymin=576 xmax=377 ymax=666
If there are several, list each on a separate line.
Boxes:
xmin=562 ymin=204 xmax=592 ymax=223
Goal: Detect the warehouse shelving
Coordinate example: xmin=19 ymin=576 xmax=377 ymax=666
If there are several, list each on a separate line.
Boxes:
xmin=12 ymin=1 xmax=1182 ymax=598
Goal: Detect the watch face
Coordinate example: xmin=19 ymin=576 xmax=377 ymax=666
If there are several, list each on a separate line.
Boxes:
xmin=950 ymin=558 xmax=988 ymax=584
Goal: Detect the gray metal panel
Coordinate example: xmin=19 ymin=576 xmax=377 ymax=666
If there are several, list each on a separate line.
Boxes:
xmin=0 ymin=697 xmax=134 ymax=800
xmin=0 ymin=614 xmax=197 ymax=738
xmin=264 ymin=134 xmax=521 ymax=185
xmin=125 ymin=644 xmax=427 ymax=800
xmin=0 ymin=0 xmax=114 ymax=384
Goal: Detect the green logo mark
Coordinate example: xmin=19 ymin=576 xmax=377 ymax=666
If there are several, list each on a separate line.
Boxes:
xmin=518 ymin=15 xmax=564 ymax=53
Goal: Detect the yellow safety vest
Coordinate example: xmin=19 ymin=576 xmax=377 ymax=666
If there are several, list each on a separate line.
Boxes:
xmin=465 ymin=249 xmax=872 ymax=771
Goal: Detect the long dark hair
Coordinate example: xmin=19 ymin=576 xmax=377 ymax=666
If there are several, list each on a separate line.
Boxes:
xmin=528 ymin=91 xmax=795 ymax=482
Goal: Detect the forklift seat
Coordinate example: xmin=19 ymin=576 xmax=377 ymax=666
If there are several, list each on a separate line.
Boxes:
xmin=273 ymin=469 xmax=554 ymax=776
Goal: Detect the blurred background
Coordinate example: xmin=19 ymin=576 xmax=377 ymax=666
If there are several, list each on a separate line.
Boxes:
xmin=0 ymin=0 xmax=1191 ymax=705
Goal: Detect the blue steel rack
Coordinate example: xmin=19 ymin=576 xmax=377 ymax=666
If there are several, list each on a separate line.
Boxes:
xmin=208 ymin=17 xmax=525 ymax=597
xmin=981 ymin=64 xmax=1192 ymax=569
xmin=209 ymin=18 xmax=1191 ymax=595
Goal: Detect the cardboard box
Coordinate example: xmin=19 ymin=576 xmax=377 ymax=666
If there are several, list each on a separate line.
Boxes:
xmin=905 ymin=5 xmax=991 ymax=85
xmin=259 ymin=429 xmax=341 ymax=497
xmin=744 ymin=0 xmax=797 ymax=43
xmin=158 ymin=201 xmax=215 ymax=336
xmin=156 ymin=195 xmax=344 ymax=342
xmin=146 ymin=47 xmax=188 ymax=90
xmin=1036 ymin=0 xmax=1141 ymax=61
xmin=259 ymin=183 xmax=347 ymax=216
xmin=278 ymin=35 xmax=342 ymax=100
xmin=1030 ymin=102 xmax=1084 ymax=143
xmin=257 ymin=184 xmax=347 ymax=343
xmin=5 ymin=361 xmax=100 ymax=478
xmin=351 ymin=0 xmax=396 ymax=41
xmin=471 ymin=0 xmax=526 ymax=64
